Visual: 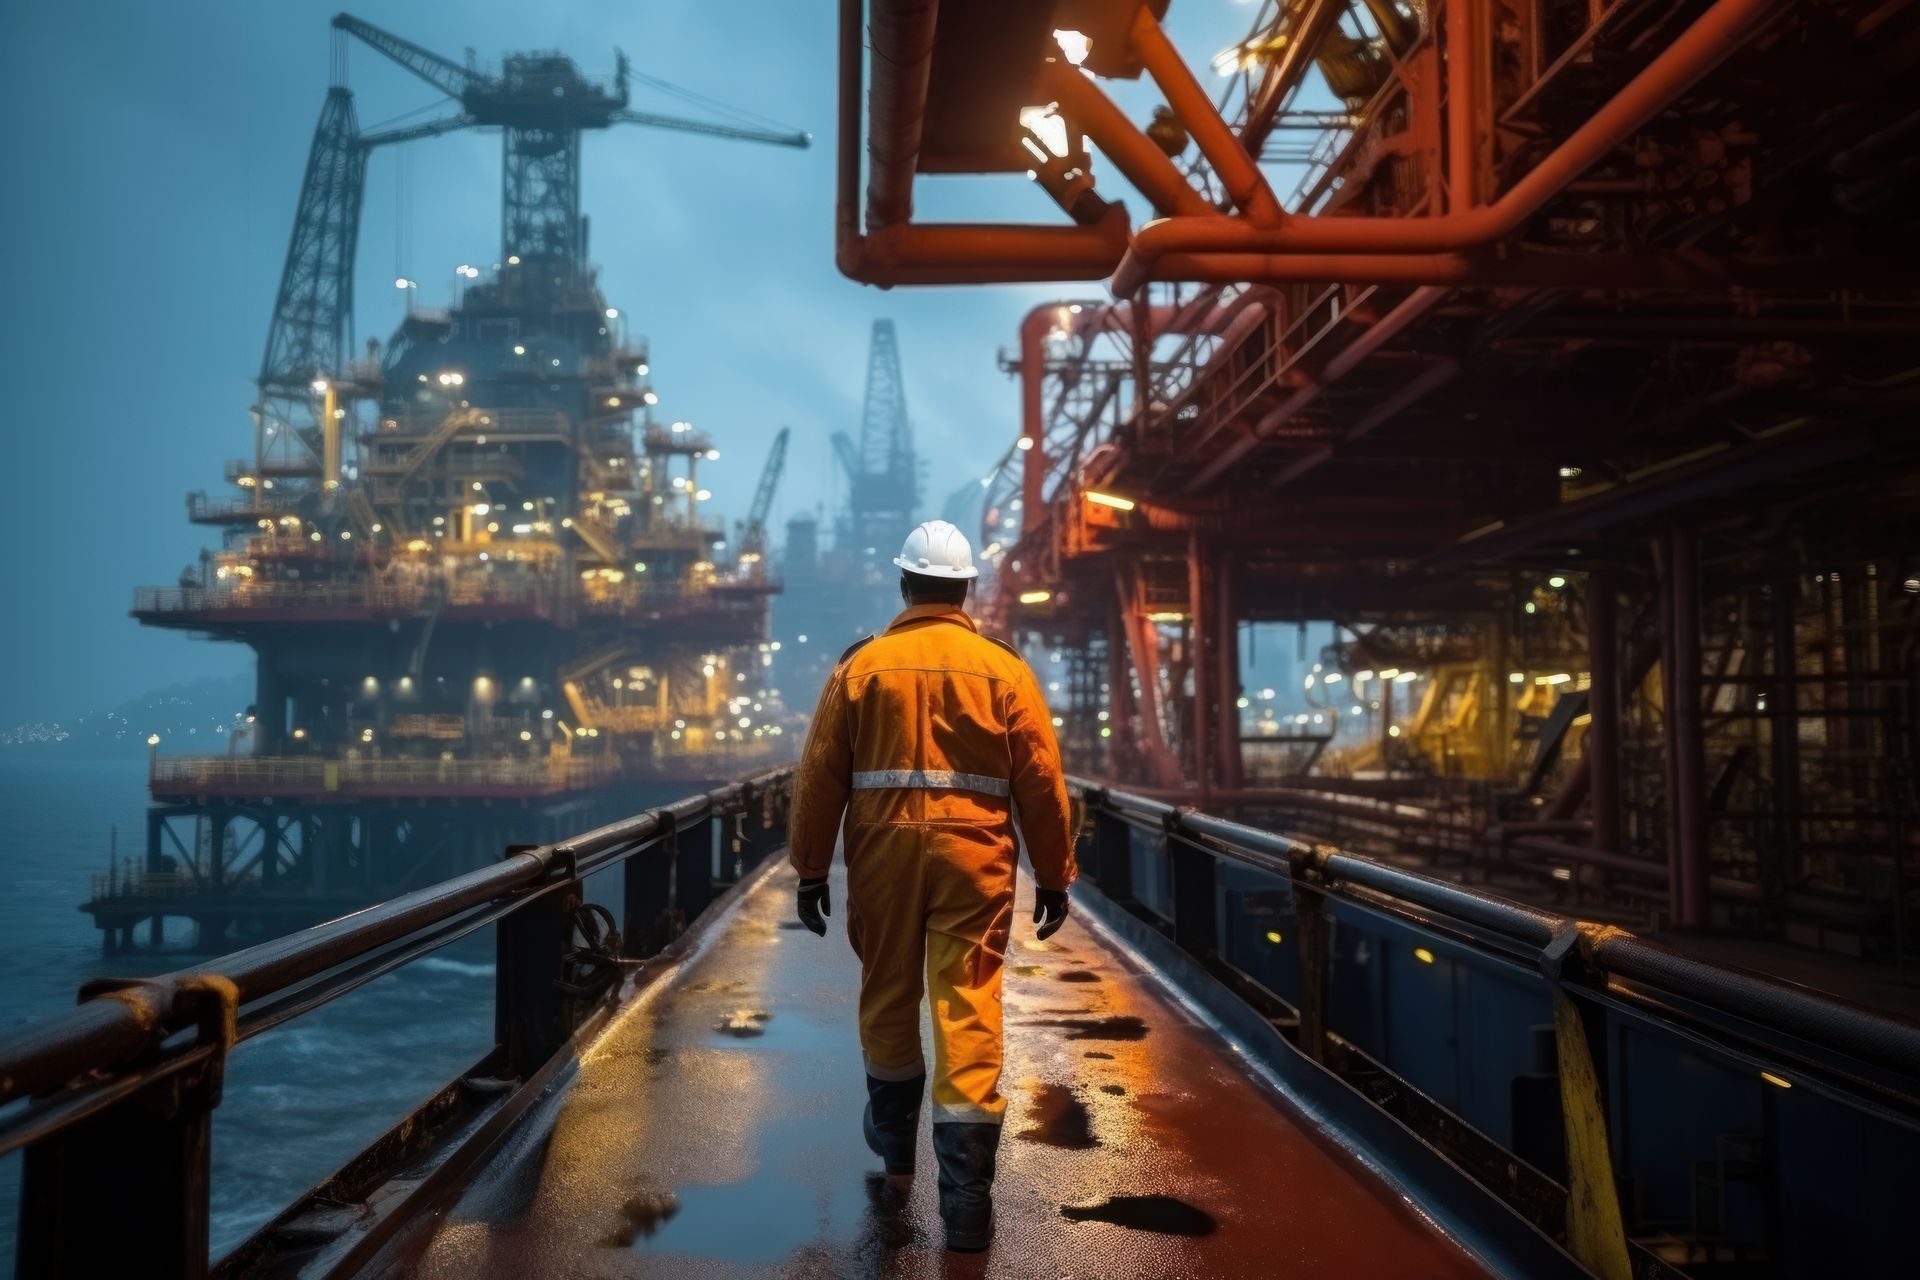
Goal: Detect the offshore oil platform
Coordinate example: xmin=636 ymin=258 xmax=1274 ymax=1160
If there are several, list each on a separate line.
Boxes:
xmin=13 ymin=6 xmax=1920 ymax=1278
xmin=84 ymin=15 xmax=809 ymax=949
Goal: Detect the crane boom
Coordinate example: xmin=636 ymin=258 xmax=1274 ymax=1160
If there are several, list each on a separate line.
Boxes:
xmin=741 ymin=427 xmax=791 ymax=556
xmin=331 ymin=13 xmax=478 ymax=101
xmin=261 ymin=88 xmax=364 ymax=393
xmin=611 ymin=109 xmax=809 ymax=149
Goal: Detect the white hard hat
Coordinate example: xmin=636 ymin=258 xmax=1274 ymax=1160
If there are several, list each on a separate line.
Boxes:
xmin=892 ymin=519 xmax=979 ymax=580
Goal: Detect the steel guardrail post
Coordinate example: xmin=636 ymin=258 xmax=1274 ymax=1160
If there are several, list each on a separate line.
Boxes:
xmin=1090 ymin=800 xmax=1134 ymax=902
xmin=1289 ymin=842 xmax=1332 ymax=1064
xmin=676 ymin=809 xmax=717 ymax=922
xmin=622 ymin=819 xmax=675 ymax=959
xmin=1166 ymin=807 xmax=1220 ymax=962
xmin=16 ymin=975 xmax=237 ymax=1280
xmin=494 ymin=846 xmax=583 ymax=1079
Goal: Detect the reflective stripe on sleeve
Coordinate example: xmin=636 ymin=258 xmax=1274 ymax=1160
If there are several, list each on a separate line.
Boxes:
xmin=850 ymin=769 xmax=1011 ymax=798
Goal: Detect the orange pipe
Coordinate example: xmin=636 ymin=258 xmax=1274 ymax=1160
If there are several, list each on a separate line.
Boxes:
xmin=1129 ymin=8 xmax=1285 ymax=226
xmin=1153 ymin=249 xmax=1757 ymax=288
xmin=836 ymin=0 xmax=1132 ymax=285
xmin=1445 ymin=0 xmax=1480 ymax=212
xmin=1110 ymin=0 xmax=1787 ymax=292
xmin=1040 ymin=61 xmax=1216 ymax=219
xmin=865 ymin=0 xmax=938 ymax=230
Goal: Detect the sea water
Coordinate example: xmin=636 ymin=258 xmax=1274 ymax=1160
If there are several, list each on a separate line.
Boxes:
xmin=0 ymin=755 xmax=499 ymax=1270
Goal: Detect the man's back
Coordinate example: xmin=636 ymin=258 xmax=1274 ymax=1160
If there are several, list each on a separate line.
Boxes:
xmin=789 ymin=603 xmax=1074 ymax=887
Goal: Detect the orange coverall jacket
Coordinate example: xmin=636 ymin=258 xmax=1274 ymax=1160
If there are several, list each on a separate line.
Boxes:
xmin=788 ymin=603 xmax=1076 ymax=1121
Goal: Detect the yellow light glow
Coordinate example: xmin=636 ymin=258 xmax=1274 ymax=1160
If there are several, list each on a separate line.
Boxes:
xmin=1085 ymin=491 xmax=1136 ymax=511
xmin=1536 ymin=672 xmax=1573 ymax=685
xmin=1145 ymin=610 xmax=1188 ymax=623
xmin=1414 ymin=947 xmax=1436 ymax=964
xmin=1018 ymin=590 xmax=1052 ymax=605
xmin=1264 ymin=930 xmax=1284 ymax=945
xmin=1761 ymin=1071 xmax=1792 ymax=1089
xmin=1378 ymin=668 xmax=1401 ymax=680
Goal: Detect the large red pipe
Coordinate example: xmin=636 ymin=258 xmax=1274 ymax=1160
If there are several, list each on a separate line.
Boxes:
xmin=1040 ymin=61 xmax=1215 ymax=219
xmin=835 ymin=0 xmax=1131 ymax=285
xmin=1130 ymin=8 xmax=1285 ymax=225
xmin=1110 ymin=0 xmax=1787 ymax=293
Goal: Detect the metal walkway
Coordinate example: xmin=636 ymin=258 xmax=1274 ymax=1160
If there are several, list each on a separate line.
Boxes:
xmin=377 ymin=862 xmax=1486 ymax=1278
xmin=8 ymin=771 xmax=1918 ymax=1278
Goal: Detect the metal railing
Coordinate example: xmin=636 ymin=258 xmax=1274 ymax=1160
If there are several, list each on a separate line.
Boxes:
xmin=132 ymin=581 xmax=560 ymax=616
xmin=148 ymin=755 xmax=630 ymax=796
xmin=0 ymin=769 xmax=792 ymax=1277
xmin=1069 ymin=779 xmax=1920 ymax=1278
xmin=11 ymin=770 xmax=1916 ymax=1276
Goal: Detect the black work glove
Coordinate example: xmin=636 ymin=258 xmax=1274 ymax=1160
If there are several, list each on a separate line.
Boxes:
xmin=796 ymin=877 xmax=831 ymax=936
xmin=1032 ymin=887 xmax=1070 ymax=941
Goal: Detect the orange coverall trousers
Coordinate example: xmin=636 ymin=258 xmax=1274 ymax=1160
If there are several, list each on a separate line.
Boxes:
xmin=788 ymin=604 xmax=1076 ymax=1124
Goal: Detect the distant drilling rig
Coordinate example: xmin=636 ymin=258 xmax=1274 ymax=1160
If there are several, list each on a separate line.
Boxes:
xmin=89 ymin=14 xmax=807 ymax=951
xmin=776 ymin=320 xmax=924 ymax=693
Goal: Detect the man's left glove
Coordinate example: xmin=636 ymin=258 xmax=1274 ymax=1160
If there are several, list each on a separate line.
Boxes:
xmin=796 ymin=877 xmax=831 ymax=936
xmin=1032 ymin=887 xmax=1070 ymax=941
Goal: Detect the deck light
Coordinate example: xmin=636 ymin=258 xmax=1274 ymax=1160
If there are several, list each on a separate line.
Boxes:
xmin=1019 ymin=590 xmax=1052 ymax=605
xmin=1085 ymin=491 xmax=1135 ymax=511
xmin=1761 ymin=1072 xmax=1792 ymax=1089
xmin=1016 ymin=436 xmax=1035 ymax=451
xmin=1413 ymin=947 xmax=1435 ymax=964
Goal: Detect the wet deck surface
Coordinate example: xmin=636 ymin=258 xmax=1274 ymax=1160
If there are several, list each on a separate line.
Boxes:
xmin=385 ymin=861 xmax=1487 ymax=1278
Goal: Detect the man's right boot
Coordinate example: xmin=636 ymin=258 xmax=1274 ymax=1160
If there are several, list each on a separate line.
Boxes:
xmin=862 ymin=1073 xmax=924 ymax=1176
xmin=932 ymin=1121 xmax=1001 ymax=1252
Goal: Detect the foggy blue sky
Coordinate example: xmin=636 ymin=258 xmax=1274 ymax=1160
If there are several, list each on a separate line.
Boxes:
xmin=0 ymin=1 xmax=1261 ymax=726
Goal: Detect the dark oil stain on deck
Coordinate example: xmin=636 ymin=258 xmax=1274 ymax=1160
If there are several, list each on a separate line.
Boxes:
xmin=1029 ymin=1015 xmax=1149 ymax=1041
xmin=713 ymin=1009 xmax=772 ymax=1037
xmin=1060 ymin=1195 xmax=1218 ymax=1236
xmin=1099 ymin=1084 xmax=1127 ymax=1096
xmin=1083 ymin=1051 xmax=1115 ymax=1059
xmin=605 ymin=1189 xmax=680 ymax=1246
xmin=1057 ymin=969 xmax=1102 ymax=983
xmin=1018 ymin=1083 xmax=1099 ymax=1149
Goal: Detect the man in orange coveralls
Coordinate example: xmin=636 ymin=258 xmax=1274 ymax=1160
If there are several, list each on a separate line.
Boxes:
xmin=787 ymin=518 xmax=1077 ymax=1253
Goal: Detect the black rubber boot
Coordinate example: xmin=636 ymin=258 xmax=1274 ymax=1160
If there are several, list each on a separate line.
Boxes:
xmin=932 ymin=1121 xmax=1001 ymax=1252
xmin=862 ymin=1073 xmax=924 ymax=1176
